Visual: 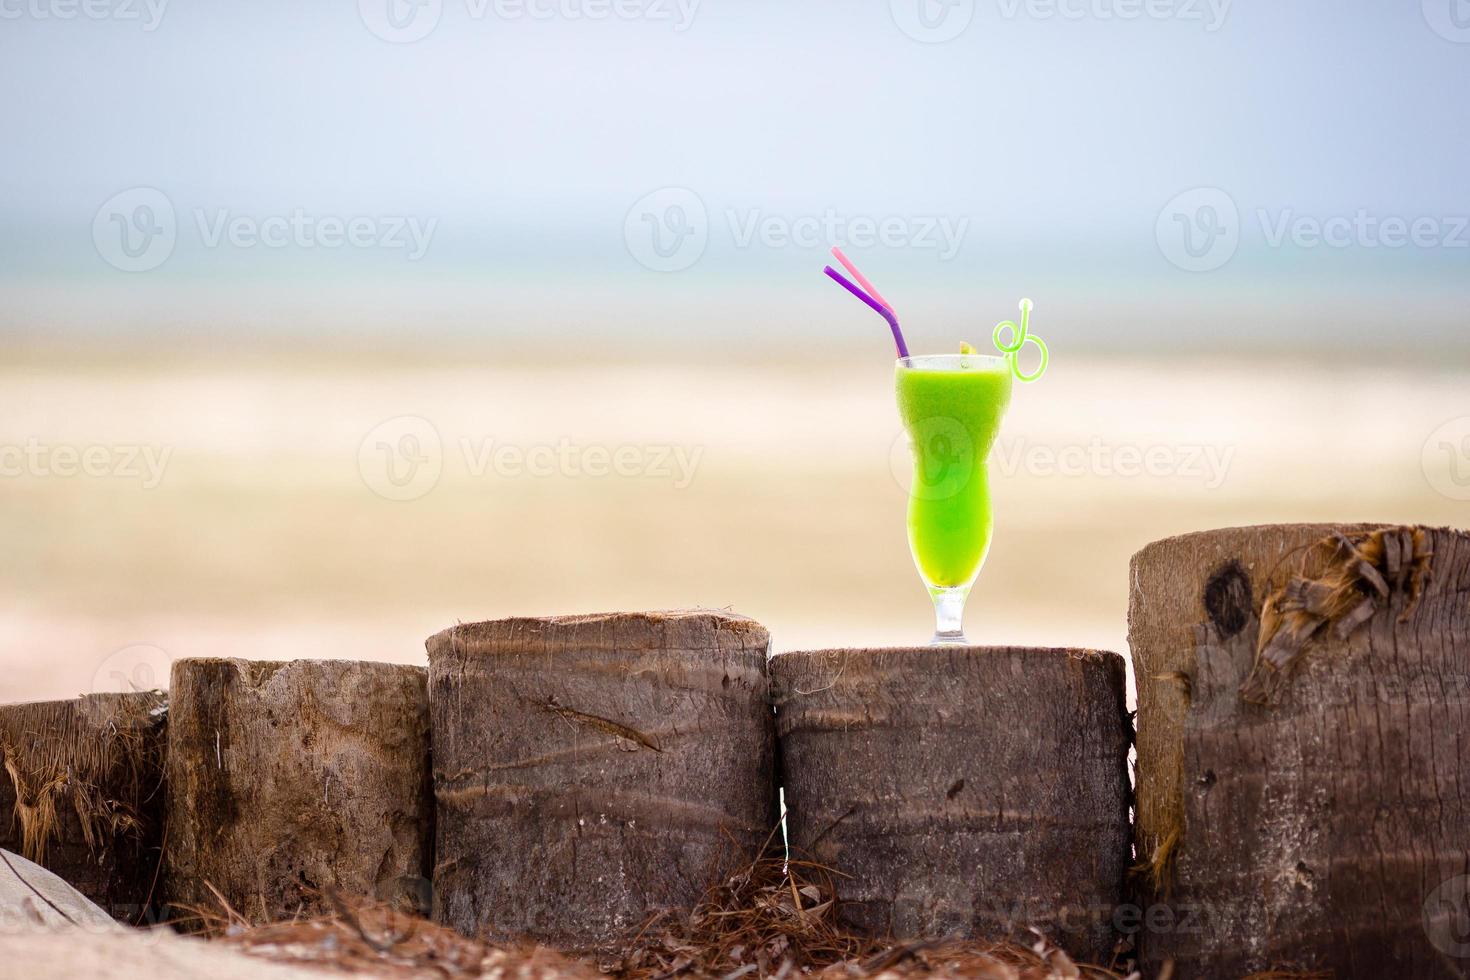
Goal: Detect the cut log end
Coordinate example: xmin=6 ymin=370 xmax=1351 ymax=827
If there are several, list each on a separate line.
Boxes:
xmin=426 ymin=608 xmax=770 ymax=658
xmin=428 ymin=610 xmax=775 ymax=950
xmin=1129 ymin=522 xmax=1470 ymax=977
xmin=164 ymin=657 xmax=431 ymax=925
xmin=772 ymin=646 xmax=1131 ymax=962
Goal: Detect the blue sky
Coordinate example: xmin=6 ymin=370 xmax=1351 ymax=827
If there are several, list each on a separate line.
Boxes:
xmin=2 ymin=0 xmax=1467 ymax=352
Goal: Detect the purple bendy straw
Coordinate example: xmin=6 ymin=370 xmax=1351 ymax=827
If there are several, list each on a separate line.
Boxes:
xmin=823 ymin=265 xmax=910 ymax=359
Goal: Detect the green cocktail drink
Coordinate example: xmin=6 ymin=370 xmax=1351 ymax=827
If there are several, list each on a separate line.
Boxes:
xmin=895 ymin=354 xmax=1013 ymax=643
xmin=820 ymin=248 xmax=1043 ymax=642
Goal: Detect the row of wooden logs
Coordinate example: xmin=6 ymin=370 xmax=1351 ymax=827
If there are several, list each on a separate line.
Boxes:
xmin=2 ymin=523 xmax=1467 ymax=978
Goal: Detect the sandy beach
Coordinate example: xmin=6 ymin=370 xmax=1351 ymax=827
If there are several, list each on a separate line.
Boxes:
xmin=1 ymin=349 xmax=1465 ymax=704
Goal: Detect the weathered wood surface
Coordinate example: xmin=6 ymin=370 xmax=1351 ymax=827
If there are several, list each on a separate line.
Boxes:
xmin=1130 ymin=523 xmax=1470 ymax=978
xmin=428 ymin=610 xmax=775 ymax=949
xmin=0 ymin=692 xmax=166 ymax=922
xmin=164 ymin=658 xmax=431 ymax=923
xmin=771 ymin=646 xmax=1131 ymax=961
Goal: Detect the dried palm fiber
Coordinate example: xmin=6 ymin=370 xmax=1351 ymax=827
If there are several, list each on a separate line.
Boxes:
xmin=0 ymin=691 xmax=166 ymax=920
xmin=1243 ymin=525 xmax=1433 ymax=702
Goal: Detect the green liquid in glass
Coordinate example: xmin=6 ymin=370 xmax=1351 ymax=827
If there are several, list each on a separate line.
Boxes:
xmin=895 ymin=355 xmax=1013 ymax=589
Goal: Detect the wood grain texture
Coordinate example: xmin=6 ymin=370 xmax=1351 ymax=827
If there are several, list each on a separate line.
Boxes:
xmin=427 ymin=610 xmax=775 ymax=950
xmin=1129 ymin=523 xmax=1470 ymax=977
xmin=771 ymin=646 xmax=1131 ymax=961
xmin=0 ymin=692 xmax=166 ymax=921
xmin=164 ymin=658 xmax=431 ymax=924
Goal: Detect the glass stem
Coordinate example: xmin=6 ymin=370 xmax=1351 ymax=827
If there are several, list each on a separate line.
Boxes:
xmin=929 ymin=584 xmax=971 ymax=645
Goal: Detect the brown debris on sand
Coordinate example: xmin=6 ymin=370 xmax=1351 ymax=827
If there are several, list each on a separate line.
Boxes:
xmin=206 ymin=885 xmax=598 ymax=979
xmin=605 ymin=855 xmax=865 ymax=978
xmin=202 ymin=853 xmax=1134 ymax=980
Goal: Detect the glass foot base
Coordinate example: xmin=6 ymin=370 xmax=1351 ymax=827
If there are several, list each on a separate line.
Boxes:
xmin=928 ymin=584 xmax=972 ymax=646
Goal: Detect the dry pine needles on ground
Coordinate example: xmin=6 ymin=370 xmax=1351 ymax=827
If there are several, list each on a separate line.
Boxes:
xmin=204 ymin=854 xmax=1135 ymax=980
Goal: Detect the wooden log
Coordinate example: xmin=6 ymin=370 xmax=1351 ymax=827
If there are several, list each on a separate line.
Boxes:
xmin=164 ymin=658 xmax=431 ymax=923
xmin=0 ymin=692 xmax=167 ymax=922
xmin=427 ymin=610 xmax=776 ymax=949
xmin=771 ymin=646 xmax=1131 ymax=960
xmin=1129 ymin=523 xmax=1470 ymax=977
